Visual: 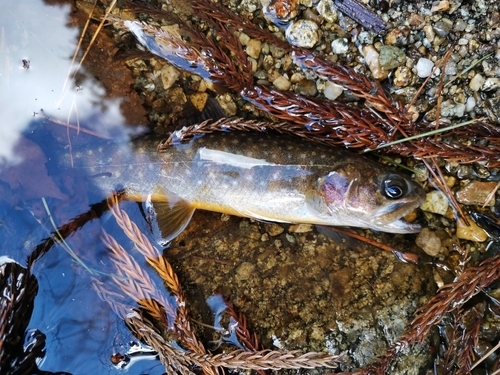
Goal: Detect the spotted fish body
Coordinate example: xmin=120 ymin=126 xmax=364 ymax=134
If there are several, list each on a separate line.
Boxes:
xmin=73 ymin=132 xmax=425 ymax=236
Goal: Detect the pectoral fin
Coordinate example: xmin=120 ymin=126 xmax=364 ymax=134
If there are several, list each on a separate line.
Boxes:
xmin=143 ymin=188 xmax=195 ymax=244
xmin=305 ymin=190 xmax=327 ymax=215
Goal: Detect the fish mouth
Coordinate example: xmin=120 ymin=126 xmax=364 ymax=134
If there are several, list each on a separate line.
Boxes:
xmin=371 ymin=197 xmax=425 ymax=234
xmin=381 ymin=217 xmax=422 ymax=234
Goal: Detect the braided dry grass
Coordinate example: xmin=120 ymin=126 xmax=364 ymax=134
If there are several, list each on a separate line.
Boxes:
xmin=127 ymin=311 xmax=344 ymax=371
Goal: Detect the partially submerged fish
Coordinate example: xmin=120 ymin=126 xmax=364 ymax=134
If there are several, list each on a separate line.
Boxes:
xmin=71 ymin=131 xmax=425 ymax=239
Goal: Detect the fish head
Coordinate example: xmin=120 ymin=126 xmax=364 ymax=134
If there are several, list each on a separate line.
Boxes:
xmin=314 ymin=161 xmax=426 ymax=233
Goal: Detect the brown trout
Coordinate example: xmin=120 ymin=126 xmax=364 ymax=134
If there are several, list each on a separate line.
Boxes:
xmin=72 ymin=131 xmax=425 ymax=239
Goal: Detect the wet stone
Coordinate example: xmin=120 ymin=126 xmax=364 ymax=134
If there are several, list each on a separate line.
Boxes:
xmin=296 ymin=79 xmax=317 ymax=96
xmin=457 ymin=165 xmax=473 ymax=179
xmin=264 ymin=223 xmax=285 ymax=237
xmin=239 ymin=220 xmax=261 ymax=240
xmin=289 ymin=224 xmax=313 ymax=233
xmin=431 ymin=0 xmax=450 ymax=12
xmin=273 ymin=75 xmax=291 ymax=90
xmin=161 ymin=64 xmax=180 ymax=90
xmin=440 ymin=100 xmax=465 ymax=118
xmin=379 ymin=46 xmax=406 ymax=71
xmin=262 ymin=0 xmax=299 ymax=24
xmin=482 ymin=77 xmax=500 ymax=91
xmin=393 ymin=66 xmax=412 ymax=87
xmin=420 ymin=190 xmax=449 ymax=216
xmin=456 ymin=181 xmax=497 ymax=206
xmin=456 ymin=217 xmax=488 ymax=242
xmin=236 ymin=262 xmax=256 ymax=281
xmin=415 ymin=228 xmax=442 ymax=256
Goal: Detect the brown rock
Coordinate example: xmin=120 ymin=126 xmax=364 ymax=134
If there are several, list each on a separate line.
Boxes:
xmin=456 ymin=181 xmax=497 ymax=206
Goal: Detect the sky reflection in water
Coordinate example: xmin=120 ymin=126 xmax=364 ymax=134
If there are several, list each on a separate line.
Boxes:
xmin=0 ymin=1 xmax=164 ymax=374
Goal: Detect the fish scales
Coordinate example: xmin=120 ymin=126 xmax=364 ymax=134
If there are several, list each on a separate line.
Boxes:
xmin=70 ymin=132 xmax=425 ymax=235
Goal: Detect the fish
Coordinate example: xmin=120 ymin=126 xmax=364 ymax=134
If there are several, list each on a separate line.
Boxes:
xmin=69 ymin=129 xmax=425 ymax=240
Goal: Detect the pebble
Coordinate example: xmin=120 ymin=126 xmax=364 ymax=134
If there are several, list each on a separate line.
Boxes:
xmin=217 ymin=93 xmax=237 ymax=116
xmin=431 ymin=0 xmax=449 ymax=12
xmin=289 ymin=224 xmax=313 ymax=233
xmin=416 ymin=58 xmax=434 ymax=78
xmin=361 ymin=45 xmax=388 ymax=80
xmin=188 ymin=92 xmax=209 ymax=112
xmin=444 ymin=62 xmax=458 ymax=76
xmin=379 ymin=46 xmax=406 ymax=70
xmin=454 ymin=19 xmax=467 ymax=32
xmin=239 ymin=220 xmax=261 ymax=240
xmin=264 ymin=223 xmax=285 ymax=236
xmin=393 ymin=66 xmax=412 ymax=87
xmin=236 ymin=262 xmax=256 ymax=281
xmin=161 ymin=64 xmax=180 ymax=90
xmin=433 ymin=18 xmax=453 ymax=37
xmin=469 ymin=73 xmax=485 ymax=91
xmin=456 ymin=217 xmax=488 ymax=242
xmin=465 ymin=96 xmax=476 ymax=112
xmin=296 ymin=79 xmax=318 ymax=96
xmin=457 ymin=165 xmax=473 ymax=179
xmin=456 ymin=181 xmax=498 ymax=206
xmin=262 ymin=0 xmax=299 ymax=25
xmin=482 ymin=77 xmax=500 ymax=91
xmin=286 ymin=20 xmax=319 ymax=48
xmin=323 ymin=81 xmax=343 ymax=100
xmin=415 ymin=228 xmax=442 ymax=256
xmin=331 ymin=38 xmax=349 ymax=55
xmin=246 ymin=39 xmax=262 ymax=59
xmin=384 ymin=27 xmax=410 ymax=46
xmin=317 ymin=0 xmax=338 ymax=22
xmin=273 ymin=75 xmax=292 ymax=90
xmin=474 ymin=164 xmax=491 ymax=179
xmin=413 ymin=163 xmax=429 ymax=182
xmin=423 ymin=25 xmax=435 ymax=42
xmin=408 ymin=13 xmax=424 ymax=27
xmin=440 ymin=100 xmax=465 ymax=118
xmin=420 ymin=190 xmax=449 ymax=216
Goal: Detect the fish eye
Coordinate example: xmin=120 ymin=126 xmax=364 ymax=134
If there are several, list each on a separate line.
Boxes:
xmin=382 ymin=175 xmax=408 ymax=199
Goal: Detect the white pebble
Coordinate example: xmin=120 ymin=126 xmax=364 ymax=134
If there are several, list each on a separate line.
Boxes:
xmin=323 ymin=81 xmax=343 ymax=100
xmin=331 ymin=38 xmax=349 ymax=54
xmin=286 ymin=20 xmax=319 ymax=48
xmin=465 ymin=96 xmax=476 ymax=112
xmin=416 ymin=58 xmax=434 ymax=78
